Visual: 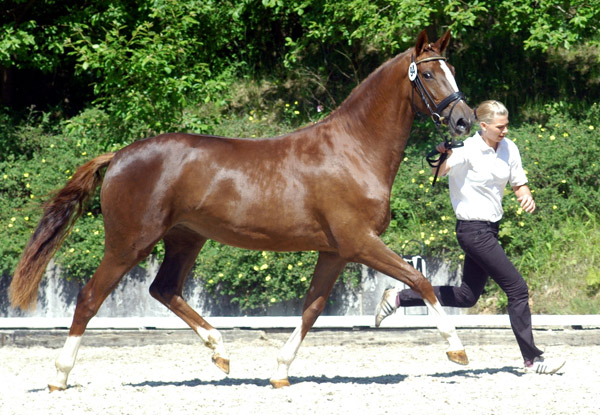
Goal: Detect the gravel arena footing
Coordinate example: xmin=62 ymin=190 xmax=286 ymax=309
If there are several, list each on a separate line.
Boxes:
xmin=1 ymin=327 xmax=599 ymax=415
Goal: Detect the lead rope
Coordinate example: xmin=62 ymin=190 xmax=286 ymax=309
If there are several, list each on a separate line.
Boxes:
xmin=425 ymin=139 xmax=463 ymax=187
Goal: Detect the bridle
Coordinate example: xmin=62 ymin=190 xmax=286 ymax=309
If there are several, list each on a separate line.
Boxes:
xmin=409 ymin=54 xmax=465 ymax=128
xmin=408 ymin=53 xmax=466 ymax=186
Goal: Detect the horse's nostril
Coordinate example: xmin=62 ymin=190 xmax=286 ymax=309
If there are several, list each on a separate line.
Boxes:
xmin=455 ymin=118 xmax=472 ymax=134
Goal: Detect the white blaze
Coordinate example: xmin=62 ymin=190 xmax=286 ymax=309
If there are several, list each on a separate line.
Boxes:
xmin=440 ymin=61 xmax=459 ymax=93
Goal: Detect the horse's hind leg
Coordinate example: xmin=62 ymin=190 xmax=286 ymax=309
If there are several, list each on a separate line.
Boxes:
xmin=353 ymin=235 xmax=467 ymax=365
xmin=270 ymin=252 xmax=347 ymax=388
xmin=149 ymin=227 xmax=229 ymax=374
xmin=49 ymin=251 xmax=142 ymax=391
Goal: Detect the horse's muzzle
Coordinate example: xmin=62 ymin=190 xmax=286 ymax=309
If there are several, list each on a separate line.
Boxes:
xmin=448 ymin=101 xmax=474 ymax=136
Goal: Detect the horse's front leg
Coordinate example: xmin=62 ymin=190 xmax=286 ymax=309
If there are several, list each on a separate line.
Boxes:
xmin=270 ymin=252 xmax=347 ymax=388
xmin=353 ymin=235 xmax=468 ymax=365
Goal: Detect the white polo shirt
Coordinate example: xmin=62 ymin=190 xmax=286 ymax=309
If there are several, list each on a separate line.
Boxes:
xmin=446 ymin=132 xmax=528 ymax=222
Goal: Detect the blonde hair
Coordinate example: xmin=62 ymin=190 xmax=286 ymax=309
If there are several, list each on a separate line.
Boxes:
xmin=475 ymin=100 xmax=509 ymax=125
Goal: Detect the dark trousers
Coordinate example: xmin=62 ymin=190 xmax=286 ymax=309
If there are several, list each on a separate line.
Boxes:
xmin=397 ymin=219 xmax=543 ymax=361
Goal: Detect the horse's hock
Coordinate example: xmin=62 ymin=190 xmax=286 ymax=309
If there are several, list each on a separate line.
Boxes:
xmin=0 ymin=258 xmax=464 ymax=319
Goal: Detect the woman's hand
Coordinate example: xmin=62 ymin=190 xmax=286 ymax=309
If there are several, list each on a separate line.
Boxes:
xmin=513 ymin=185 xmax=536 ymax=213
xmin=430 ymin=142 xmax=452 ymax=176
xmin=436 ymin=142 xmax=452 ymax=155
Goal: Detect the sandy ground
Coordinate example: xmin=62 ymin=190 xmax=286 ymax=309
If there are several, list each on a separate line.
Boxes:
xmin=1 ymin=328 xmax=599 ymax=415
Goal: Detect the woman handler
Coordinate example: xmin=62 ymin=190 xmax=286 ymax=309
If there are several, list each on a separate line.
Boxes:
xmin=375 ymin=100 xmax=565 ymax=374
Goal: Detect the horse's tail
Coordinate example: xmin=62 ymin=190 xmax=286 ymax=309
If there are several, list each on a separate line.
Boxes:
xmin=9 ymin=153 xmax=116 ymax=311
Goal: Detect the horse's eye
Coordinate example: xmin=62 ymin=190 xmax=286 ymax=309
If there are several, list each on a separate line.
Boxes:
xmin=423 ymin=71 xmax=433 ymax=79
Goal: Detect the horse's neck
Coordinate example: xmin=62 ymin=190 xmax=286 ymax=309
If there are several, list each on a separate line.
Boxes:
xmin=327 ymin=56 xmax=414 ymax=186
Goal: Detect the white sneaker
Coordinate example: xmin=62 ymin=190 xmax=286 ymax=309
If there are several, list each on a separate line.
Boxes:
xmin=524 ymin=356 xmax=566 ymax=374
xmin=375 ymin=289 xmax=399 ymax=327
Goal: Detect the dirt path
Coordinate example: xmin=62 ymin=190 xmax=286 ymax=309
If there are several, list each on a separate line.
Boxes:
xmin=1 ymin=328 xmax=598 ymax=415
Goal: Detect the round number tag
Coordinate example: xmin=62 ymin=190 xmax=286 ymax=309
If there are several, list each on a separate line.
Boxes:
xmin=408 ymin=62 xmax=418 ymax=81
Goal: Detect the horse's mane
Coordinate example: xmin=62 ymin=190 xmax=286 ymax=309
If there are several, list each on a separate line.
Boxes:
xmin=321 ymin=47 xmax=414 ymax=127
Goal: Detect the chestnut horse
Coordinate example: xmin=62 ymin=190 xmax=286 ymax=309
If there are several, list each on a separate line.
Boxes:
xmin=10 ymin=30 xmax=473 ymax=390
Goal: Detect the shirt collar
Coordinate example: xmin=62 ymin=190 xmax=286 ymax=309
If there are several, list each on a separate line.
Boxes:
xmin=474 ymin=131 xmax=507 ymax=153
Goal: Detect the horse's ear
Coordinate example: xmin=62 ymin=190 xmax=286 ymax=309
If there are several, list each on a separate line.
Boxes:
xmin=415 ymin=30 xmax=429 ymax=56
xmin=434 ymin=31 xmax=452 ymax=54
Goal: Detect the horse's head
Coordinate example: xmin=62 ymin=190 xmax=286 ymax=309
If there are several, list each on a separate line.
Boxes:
xmin=409 ymin=30 xmax=473 ymax=136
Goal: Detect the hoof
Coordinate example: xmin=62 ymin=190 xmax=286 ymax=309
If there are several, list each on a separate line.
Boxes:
xmin=270 ymin=378 xmax=291 ymax=388
xmin=48 ymin=384 xmax=65 ymax=393
xmin=446 ymin=349 xmax=469 ymax=365
xmin=212 ymin=355 xmax=230 ymax=374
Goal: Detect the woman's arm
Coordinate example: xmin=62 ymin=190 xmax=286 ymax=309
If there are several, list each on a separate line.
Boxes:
xmin=513 ymin=184 xmax=536 ymax=213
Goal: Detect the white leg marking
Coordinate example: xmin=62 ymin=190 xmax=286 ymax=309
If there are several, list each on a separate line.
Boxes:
xmin=439 ymin=61 xmax=459 ymax=93
xmin=196 ymin=326 xmax=229 ymax=361
xmin=49 ymin=335 xmax=82 ymax=390
xmin=271 ymin=322 xmax=303 ymax=383
xmin=424 ymin=299 xmax=464 ymax=352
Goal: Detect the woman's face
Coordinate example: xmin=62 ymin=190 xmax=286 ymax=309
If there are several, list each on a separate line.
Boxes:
xmin=481 ymin=114 xmax=509 ymax=149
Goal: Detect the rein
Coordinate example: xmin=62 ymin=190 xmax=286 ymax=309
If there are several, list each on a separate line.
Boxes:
xmin=409 ymin=54 xmax=465 ymax=186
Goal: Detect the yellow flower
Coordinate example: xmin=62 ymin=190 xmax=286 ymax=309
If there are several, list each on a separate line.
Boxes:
xmin=10 ymin=217 xmax=16 ymax=222
xmin=253 ymin=265 xmax=259 ymax=271
xmin=265 ymin=275 xmax=271 ymax=282
xmin=300 ymin=276 xmax=307 ymax=282
xmin=553 ymin=205 xmax=558 ymax=210
xmin=260 ymin=263 xmax=269 ymax=270
xmin=24 ymin=216 xmax=29 ymax=221
xmin=563 ymin=133 xmax=568 ymax=137
xmin=270 ymin=297 xmax=277 ymax=303
xmin=238 ymin=273 xmax=243 ymax=278
xmin=69 ymin=248 xmax=75 ymax=253
xmin=419 ymin=169 xmax=425 ymax=175
xmin=297 ymin=261 xmax=303 ymax=266
xmin=218 ymin=272 xmax=224 ymax=277
xmin=287 ymin=264 xmax=293 ymax=270
xmin=23 ymin=172 xmax=29 ymax=178
xmin=589 ymin=125 xmax=595 ymax=130
xmin=516 ymin=207 xmax=523 ymax=215
xmin=549 ymin=135 xmax=555 ymax=141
